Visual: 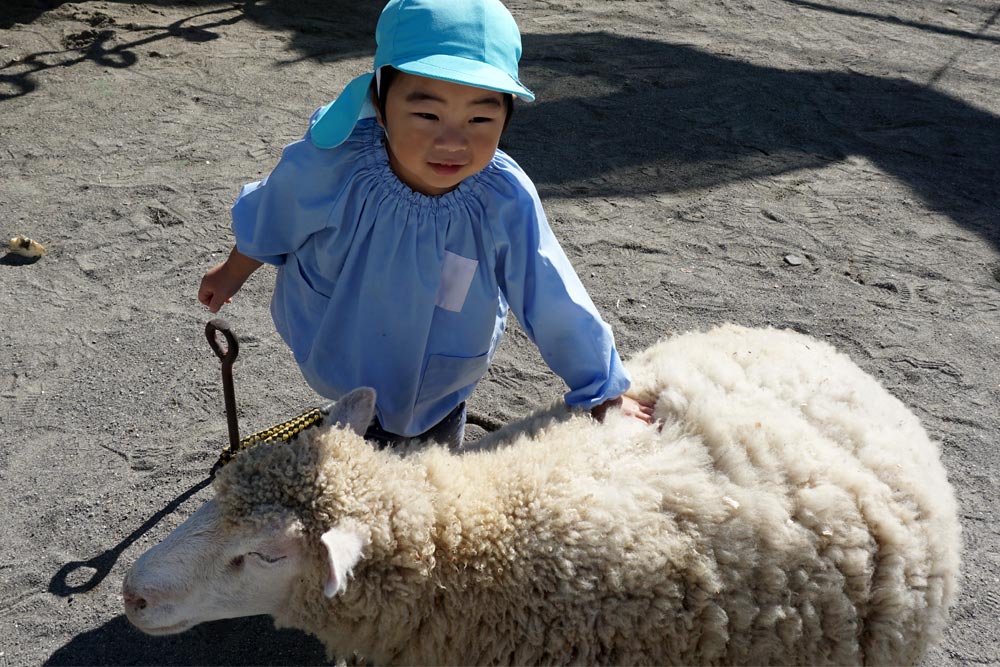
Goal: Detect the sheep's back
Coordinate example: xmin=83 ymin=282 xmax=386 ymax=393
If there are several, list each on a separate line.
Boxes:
xmin=403 ymin=325 xmax=958 ymax=665
xmin=618 ymin=324 xmax=960 ymax=665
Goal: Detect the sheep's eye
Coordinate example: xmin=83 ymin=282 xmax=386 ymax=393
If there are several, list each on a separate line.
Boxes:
xmin=229 ymin=555 xmax=245 ymax=569
xmin=248 ymin=551 xmax=286 ymax=564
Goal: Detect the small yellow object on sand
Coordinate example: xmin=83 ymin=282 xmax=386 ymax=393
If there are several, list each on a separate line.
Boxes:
xmin=7 ymin=236 xmax=47 ymax=258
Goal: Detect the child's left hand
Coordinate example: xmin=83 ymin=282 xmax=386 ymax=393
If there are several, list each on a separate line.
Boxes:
xmin=591 ymin=395 xmax=656 ymax=425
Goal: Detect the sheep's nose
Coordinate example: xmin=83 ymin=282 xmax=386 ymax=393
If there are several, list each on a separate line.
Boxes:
xmin=122 ymin=588 xmax=149 ymax=611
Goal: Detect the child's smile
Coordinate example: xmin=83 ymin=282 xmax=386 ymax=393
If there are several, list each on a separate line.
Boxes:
xmin=428 ymin=162 xmax=464 ymax=176
xmin=377 ymin=72 xmax=506 ymax=196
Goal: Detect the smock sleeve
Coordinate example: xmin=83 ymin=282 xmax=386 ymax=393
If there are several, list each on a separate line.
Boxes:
xmin=231 ymin=113 xmax=343 ymax=266
xmin=492 ymin=165 xmax=631 ymax=409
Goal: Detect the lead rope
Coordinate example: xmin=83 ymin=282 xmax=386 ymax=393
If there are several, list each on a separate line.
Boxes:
xmin=466 ymin=411 xmax=505 ymax=433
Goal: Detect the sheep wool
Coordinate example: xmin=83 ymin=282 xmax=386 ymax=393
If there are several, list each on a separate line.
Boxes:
xmin=213 ymin=324 xmax=961 ymax=665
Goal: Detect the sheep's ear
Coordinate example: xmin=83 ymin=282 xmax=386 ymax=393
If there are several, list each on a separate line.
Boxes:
xmin=324 ymin=387 xmax=377 ymax=436
xmin=320 ymin=524 xmax=367 ymax=598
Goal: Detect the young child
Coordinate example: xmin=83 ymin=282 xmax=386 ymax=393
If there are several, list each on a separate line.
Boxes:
xmin=198 ymin=0 xmax=654 ymax=447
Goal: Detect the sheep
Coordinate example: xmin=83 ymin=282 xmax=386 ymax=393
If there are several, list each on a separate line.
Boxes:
xmin=122 ymin=324 xmax=961 ymax=666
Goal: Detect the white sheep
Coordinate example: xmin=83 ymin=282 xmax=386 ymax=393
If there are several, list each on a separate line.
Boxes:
xmin=122 ymin=324 xmax=960 ymax=665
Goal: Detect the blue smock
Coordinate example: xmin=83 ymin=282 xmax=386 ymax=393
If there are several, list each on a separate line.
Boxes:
xmin=232 ymin=116 xmax=630 ymax=436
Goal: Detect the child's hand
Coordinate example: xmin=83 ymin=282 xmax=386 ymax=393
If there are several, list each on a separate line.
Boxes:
xmin=591 ymin=395 xmax=656 ymax=425
xmin=198 ymin=262 xmax=239 ymax=313
xmin=198 ymin=249 xmax=263 ymax=313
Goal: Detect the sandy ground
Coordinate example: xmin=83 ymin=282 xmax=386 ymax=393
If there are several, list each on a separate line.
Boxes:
xmin=0 ymin=0 xmax=997 ymax=664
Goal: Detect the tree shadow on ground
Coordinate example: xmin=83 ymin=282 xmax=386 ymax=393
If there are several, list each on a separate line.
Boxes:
xmin=0 ymin=0 xmax=379 ymax=99
xmin=3 ymin=1 xmax=995 ymax=250
xmin=509 ymin=31 xmax=999 ymax=249
xmin=0 ymin=4 xmax=245 ymax=98
xmin=4 ymin=0 xmax=83 ymax=28
xmin=1 ymin=0 xmax=264 ymax=29
xmin=45 ymin=614 xmax=330 ymax=666
xmin=780 ymin=0 xmax=1000 ymax=46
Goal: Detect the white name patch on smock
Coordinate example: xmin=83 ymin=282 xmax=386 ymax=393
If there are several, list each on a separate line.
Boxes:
xmin=435 ymin=251 xmax=478 ymax=312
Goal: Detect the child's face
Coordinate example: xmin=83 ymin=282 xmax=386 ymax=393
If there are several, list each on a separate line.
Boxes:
xmin=376 ymin=72 xmax=506 ymax=196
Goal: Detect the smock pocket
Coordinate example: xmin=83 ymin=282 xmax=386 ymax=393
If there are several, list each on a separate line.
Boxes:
xmin=435 ymin=251 xmax=478 ymax=313
xmin=416 ymin=351 xmax=490 ymax=406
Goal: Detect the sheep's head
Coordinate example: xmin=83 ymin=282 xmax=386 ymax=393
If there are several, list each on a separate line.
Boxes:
xmin=122 ymin=388 xmax=379 ymax=635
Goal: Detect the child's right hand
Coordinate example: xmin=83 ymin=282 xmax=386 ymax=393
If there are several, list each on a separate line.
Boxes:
xmin=197 ymin=248 xmax=264 ymax=313
xmin=198 ymin=262 xmax=240 ymax=313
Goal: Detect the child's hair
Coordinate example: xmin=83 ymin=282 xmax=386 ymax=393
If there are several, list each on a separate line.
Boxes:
xmin=372 ymin=66 xmax=516 ymax=133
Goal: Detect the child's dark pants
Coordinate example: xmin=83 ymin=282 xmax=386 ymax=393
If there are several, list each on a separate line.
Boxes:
xmin=364 ymin=402 xmax=467 ymax=449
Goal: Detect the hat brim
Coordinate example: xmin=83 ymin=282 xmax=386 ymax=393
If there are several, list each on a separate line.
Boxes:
xmin=394 ymin=54 xmax=534 ymax=102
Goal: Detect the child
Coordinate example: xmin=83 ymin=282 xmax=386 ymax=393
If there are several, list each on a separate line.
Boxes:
xmin=198 ymin=0 xmax=654 ymax=447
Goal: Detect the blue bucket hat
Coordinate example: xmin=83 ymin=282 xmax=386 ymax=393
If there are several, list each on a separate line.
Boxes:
xmin=310 ymin=0 xmax=535 ymax=149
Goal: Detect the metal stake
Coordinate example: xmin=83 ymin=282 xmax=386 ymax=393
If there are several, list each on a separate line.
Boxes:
xmin=205 ymin=318 xmax=240 ymax=453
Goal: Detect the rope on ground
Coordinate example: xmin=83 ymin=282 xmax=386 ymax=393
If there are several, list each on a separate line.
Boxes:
xmin=466 ymin=411 xmax=505 ymax=433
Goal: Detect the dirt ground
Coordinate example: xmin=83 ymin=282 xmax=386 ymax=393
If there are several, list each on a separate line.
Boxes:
xmin=0 ymin=0 xmax=997 ymax=664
